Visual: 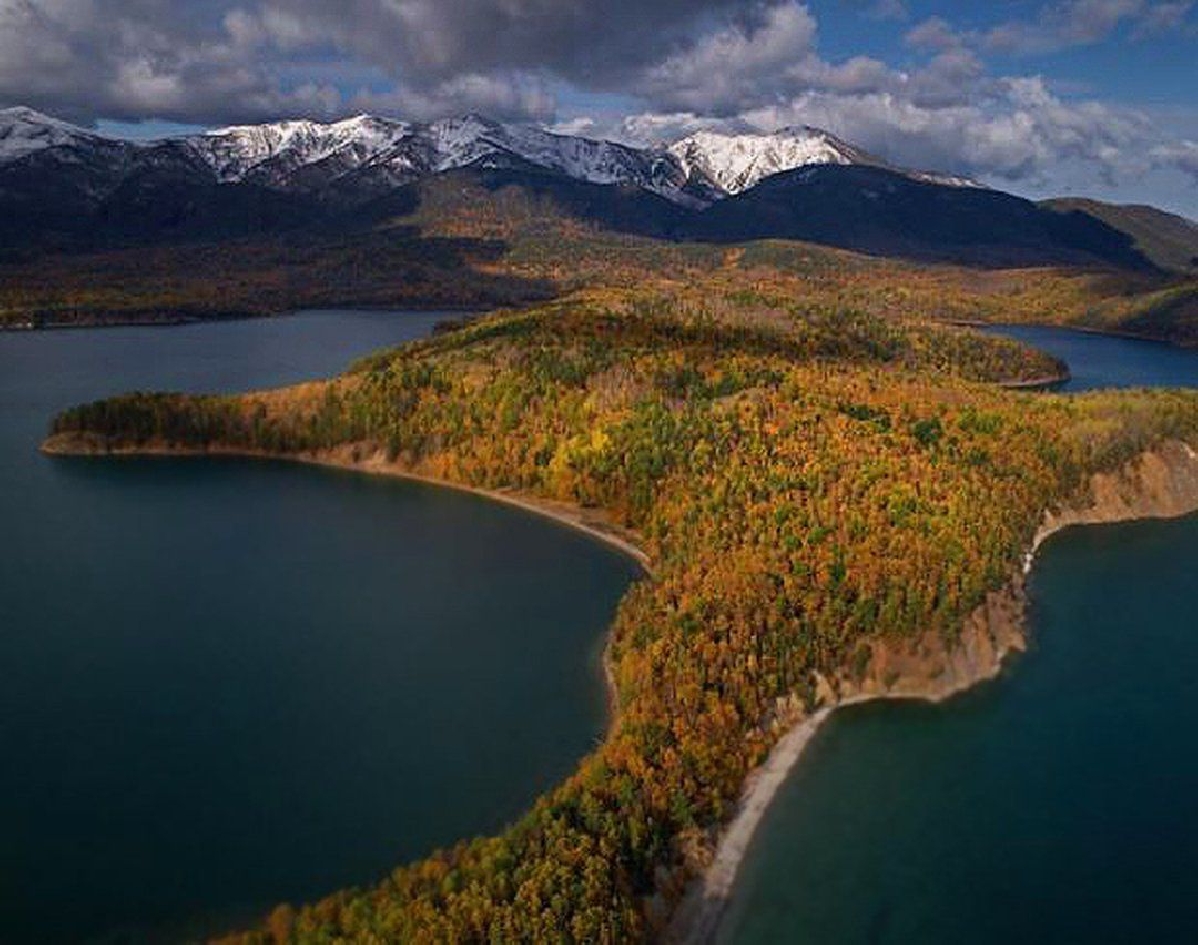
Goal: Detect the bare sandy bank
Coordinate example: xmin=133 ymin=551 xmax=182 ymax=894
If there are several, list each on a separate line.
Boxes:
xmin=999 ymin=371 xmax=1071 ymax=390
xmin=666 ymin=438 xmax=1198 ymax=945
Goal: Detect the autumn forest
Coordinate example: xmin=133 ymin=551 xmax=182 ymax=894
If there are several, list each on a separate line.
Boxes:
xmin=45 ymin=250 xmax=1198 ymax=941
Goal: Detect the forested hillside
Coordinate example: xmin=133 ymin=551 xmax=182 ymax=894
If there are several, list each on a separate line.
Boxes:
xmin=4 ymin=171 xmax=1196 ymax=346
xmin=46 ymin=280 xmax=1198 ymax=942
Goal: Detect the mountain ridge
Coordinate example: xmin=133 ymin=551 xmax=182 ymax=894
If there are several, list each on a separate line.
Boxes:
xmin=0 ymin=105 xmax=1162 ymax=271
xmin=0 ymin=105 xmax=974 ymax=204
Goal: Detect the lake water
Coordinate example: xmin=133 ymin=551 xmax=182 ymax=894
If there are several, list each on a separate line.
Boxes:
xmin=0 ymin=312 xmax=640 ymax=943
xmin=988 ymin=324 xmax=1198 ymax=392
xmin=721 ymin=326 xmax=1198 ymax=944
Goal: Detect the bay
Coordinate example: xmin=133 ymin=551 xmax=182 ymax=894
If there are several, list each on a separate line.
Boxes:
xmin=0 ymin=312 xmax=639 ymax=942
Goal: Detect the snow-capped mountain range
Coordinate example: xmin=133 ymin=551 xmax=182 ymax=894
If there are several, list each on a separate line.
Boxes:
xmin=2 ymin=105 xmax=1162 ymax=272
xmin=0 ymin=105 xmax=976 ymax=206
xmin=187 ymin=114 xmax=695 ymax=200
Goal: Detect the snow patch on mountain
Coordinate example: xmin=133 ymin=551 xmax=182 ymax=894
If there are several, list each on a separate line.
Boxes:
xmin=0 ymin=106 xmax=111 ymax=162
xmin=190 ymin=115 xmax=413 ymax=183
xmin=670 ymin=127 xmax=865 ymax=195
xmin=670 ymin=126 xmax=979 ymax=195
xmin=419 ymin=116 xmax=691 ymax=199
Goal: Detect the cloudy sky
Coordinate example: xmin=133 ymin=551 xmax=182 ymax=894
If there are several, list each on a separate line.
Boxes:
xmin=3 ymin=0 xmax=1197 ymax=216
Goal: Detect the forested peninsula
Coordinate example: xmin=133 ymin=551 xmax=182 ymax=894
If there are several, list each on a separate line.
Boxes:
xmin=44 ymin=266 xmax=1198 ymax=942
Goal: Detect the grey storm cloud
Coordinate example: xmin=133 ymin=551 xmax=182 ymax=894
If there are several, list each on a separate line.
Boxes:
xmin=0 ymin=0 xmax=761 ymax=123
xmin=223 ymin=0 xmax=746 ymax=85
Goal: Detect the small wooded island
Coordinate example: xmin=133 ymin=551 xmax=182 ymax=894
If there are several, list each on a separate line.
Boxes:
xmin=42 ymin=253 xmax=1198 ymax=942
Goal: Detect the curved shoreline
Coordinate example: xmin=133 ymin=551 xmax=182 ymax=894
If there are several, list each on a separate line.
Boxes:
xmin=40 ymin=438 xmax=651 ymax=743
xmin=667 ymin=438 xmax=1198 ymax=944
xmin=40 ymin=439 xmax=651 ymax=572
xmin=2 ymin=303 xmax=498 ymax=334
xmin=666 ymin=620 xmax=1026 ymax=944
xmin=952 ymin=317 xmax=1198 ymax=350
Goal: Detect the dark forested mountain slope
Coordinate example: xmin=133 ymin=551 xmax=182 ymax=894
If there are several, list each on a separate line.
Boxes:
xmin=1042 ymin=198 xmax=1198 ymax=273
xmin=689 ymin=165 xmax=1153 ymax=269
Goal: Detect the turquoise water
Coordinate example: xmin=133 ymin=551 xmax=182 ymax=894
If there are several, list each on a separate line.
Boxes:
xmin=721 ymin=327 xmax=1198 ymax=944
xmin=0 ymin=313 xmax=640 ymax=943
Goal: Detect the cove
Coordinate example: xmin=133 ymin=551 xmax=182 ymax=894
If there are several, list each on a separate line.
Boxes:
xmin=719 ymin=326 xmax=1198 ymax=944
xmin=0 ymin=312 xmax=640 ymax=943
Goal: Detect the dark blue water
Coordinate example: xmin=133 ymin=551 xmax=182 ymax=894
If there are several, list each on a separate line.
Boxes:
xmin=722 ymin=327 xmax=1198 ymax=944
xmin=989 ymin=324 xmax=1198 ymax=392
xmin=0 ymin=312 xmax=639 ymax=943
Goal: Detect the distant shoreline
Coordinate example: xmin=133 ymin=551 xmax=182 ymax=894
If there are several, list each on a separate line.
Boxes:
xmin=955 ymin=317 xmax=1197 ymax=350
xmin=0 ymin=303 xmax=494 ymax=334
xmin=0 ymin=314 xmax=241 ymax=332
